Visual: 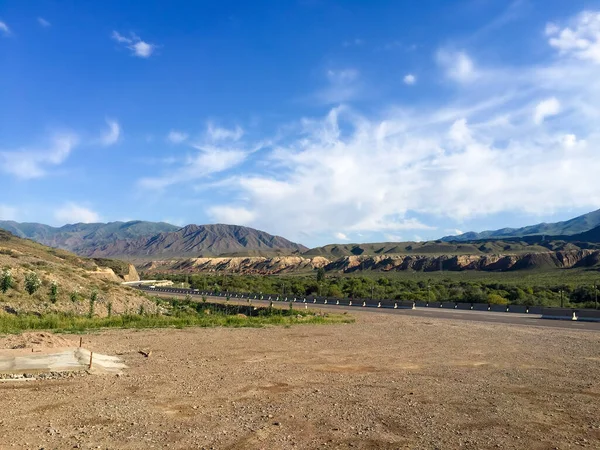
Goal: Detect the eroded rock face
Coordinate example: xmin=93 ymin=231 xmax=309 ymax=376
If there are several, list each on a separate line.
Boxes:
xmin=121 ymin=264 xmax=140 ymax=282
xmin=139 ymin=249 xmax=600 ymax=275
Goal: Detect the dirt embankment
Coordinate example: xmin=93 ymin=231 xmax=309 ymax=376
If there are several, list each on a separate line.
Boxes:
xmin=139 ymin=250 xmax=600 ymax=275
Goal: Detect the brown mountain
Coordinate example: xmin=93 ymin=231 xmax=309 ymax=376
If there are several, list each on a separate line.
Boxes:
xmin=81 ymin=224 xmax=308 ymax=259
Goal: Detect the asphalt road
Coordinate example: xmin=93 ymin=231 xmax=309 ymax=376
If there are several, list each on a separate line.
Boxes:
xmin=145 ymin=289 xmax=600 ymax=332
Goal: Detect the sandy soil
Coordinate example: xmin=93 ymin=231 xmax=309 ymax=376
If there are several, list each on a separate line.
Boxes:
xmin=1 ymin=312 xmax=599 ymax=449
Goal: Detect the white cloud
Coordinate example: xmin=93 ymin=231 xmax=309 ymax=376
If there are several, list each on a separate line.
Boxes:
xmin=54 ymin=203 xmax=101 ymax=224
xmin=167 ymin=130 xmax=189 ymax=144
xmin=0 ymin=21 xmax=10 ymax=36
xmin=37 ymin=17 xmax=51 ymax=28
xmin=0 ymin=205 xmax=17 ymax=220
xmin=111 ymin=31 xmax=156 ymax=58
xmin=384 ymin=233 xmax=403 ymax=241
xmin=436 ymin=49 xmax=478 ymax=83
xmin=334 ymin=232 xmax=349 ymax=241
xmin=139 ymin=123 xmax=249 ymax=190
xmin=534 ymin=97 xmax=560 ymax=124
xmin=0 ymin=134 xmax=78 ymax=179
xmin=446 ymin=229 xmax=464 ymax=236
xmin=562 ymin=134 xmax=578 ymax=149
xmin=403 ymin=74 xmax=416 ymax=85
xmin=448 ymin=118 xmax=473 ymax=145
xmin=546 ymin=11 xmax=600 ymax=63
xmin=206 ymin=123 xmax=244 ymax=142
xmin=208 ymin=206 xmax=256 ymax=225
xmin=316 ymin=68 xmax=361 ymax=103
xmin=100 ymin=119 xmax=121 ymax=146
xmin=143 ymin=8 xmax=600 ymax=241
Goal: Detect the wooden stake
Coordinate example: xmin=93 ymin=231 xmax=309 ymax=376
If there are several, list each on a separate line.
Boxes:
xmin=89 ymin=351 xmax=93 ymax=369
xmin=79 ymin=337 xmax=83 ymax=348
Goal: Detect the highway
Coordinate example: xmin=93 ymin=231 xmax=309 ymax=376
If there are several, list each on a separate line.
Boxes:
xmin=137 ymin=286 xmax=600 ymax=331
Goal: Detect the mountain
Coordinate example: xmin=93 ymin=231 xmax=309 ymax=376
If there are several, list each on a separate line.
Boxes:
xmin=85 ymin=224 xmax=308 ymax=259
xmin=304 ymin=240 xmax=568 ymax=258
xmin=0 ymin=220 xmax=179 ymax=255
xmin=0 ymin=229 xmax=152 ymax=316
xmin=0 ymin=221 xmax=308 ymax=259
xmin=140 ymin=227 xmax=600 ymax=275
xmin=441 ymin=209 xmax=600 ymax=242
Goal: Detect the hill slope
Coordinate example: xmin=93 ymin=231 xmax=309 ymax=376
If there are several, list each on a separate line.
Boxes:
xmin=441 ymin=209 xmax=600 ymax=242
xmin=0 ymin=229 xmax=153 ymax=316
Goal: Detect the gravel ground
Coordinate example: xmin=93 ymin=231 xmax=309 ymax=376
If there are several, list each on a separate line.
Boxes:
xmin=0 ymin=312 xmax=599 ymax=449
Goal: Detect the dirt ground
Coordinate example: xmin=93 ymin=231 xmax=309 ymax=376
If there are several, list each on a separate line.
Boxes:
xmin=1 ymin=311 xmax=599 ymax=450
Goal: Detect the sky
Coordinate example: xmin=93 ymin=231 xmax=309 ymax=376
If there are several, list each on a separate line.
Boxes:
xmin=2 ymin=0 xmax=600 ymax=247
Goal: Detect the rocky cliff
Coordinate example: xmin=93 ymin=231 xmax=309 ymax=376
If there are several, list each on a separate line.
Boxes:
xmin=139 ymin=250 xmax=600 ymax=275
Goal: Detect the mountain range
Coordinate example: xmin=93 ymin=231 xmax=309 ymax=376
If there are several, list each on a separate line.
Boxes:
xmin=1 ymin=207 xmax=600 ymax=263
xmin=0 ymin=221 xmax=307 ymax=259
xmin=441 ymin=209 xmax=600 ymax=242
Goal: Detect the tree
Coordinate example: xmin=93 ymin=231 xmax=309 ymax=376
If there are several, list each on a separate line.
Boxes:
xmin=316 ymin=267 xmax=326 ymax=283
xmin=89 ymin=290 xmax=98 ymax=318
xmin=49 ymin=281 xmax=58 ymax=304
xmin=488 ymin=293 xmax=509 ymax=305
xmin=0 ymin=268 xmax=13 ymax=294
xmin=24 ymin=271 xmax=41 ymax=296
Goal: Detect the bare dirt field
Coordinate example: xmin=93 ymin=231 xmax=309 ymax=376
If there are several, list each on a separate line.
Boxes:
xmin=1 ymin=312 xmax=599 ymax=450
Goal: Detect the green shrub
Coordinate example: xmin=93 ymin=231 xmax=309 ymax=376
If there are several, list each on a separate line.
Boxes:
xmin=49 ymin=280 xmax=58 ymax=304
xmin=0 ymin=268 xmax=14 ymax=294
xmin=24 ymin=271 xmax=41 ymax=296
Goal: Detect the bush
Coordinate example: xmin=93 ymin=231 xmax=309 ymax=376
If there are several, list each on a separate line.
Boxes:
xmin=89 ymin=290 xmax=98 ymax=318
xmin=488 ymin=293 xmax=509 ymax=305
xmin=49 ymin=281 xmax=58 ymax=304
xmin=0 ymin=268 xmax=14 ymax=294
xmin=24 ymin=271 xmax=41 ymax=296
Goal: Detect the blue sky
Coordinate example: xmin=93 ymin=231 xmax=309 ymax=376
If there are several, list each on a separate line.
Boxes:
xmin=2 ymin=0 xmax=600 ymax=247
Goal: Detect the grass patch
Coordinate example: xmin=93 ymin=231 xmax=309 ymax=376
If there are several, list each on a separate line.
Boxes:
xmin=0 ymin=301 xmax=353 ymax=334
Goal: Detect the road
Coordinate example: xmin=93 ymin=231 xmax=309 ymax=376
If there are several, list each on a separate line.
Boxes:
xmin=141 ymin=288 xmax=600 ymax=332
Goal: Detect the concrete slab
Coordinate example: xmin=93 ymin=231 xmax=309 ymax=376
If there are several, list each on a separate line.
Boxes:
xmin=0 ymin=347 xmax=127 ymax=374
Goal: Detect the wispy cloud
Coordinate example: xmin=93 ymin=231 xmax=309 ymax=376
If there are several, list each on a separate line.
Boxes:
xmin=167 ymin=130 xmax=189 ymax=144
xmin=436 ymin=49 xmax=478 ymax=83
xmin=208 ymin=206 xmax=256 ymax=226
xmin=334 ymin=232 xmax=350 ymax=241
xmin=111 ymin=31 xmax=156 ymax=58
xmin=54 ymin=203 xmax=100 ymax=224
xmin=139 ymin=124 xmax=250 ymax=190
xmin=0 ymin=134 xmax=79 ymax=179
xmin=100 ymin=119 xmax=121 ymax=146
xmin=0 ymin=205 xmax=18 ymax=220
xmin=37 ymin=17 xmax=51 ymax=28
xmin=202 ymin=9 xmax=600 ymax=240
xmin=315 ymin=68 xmax=361 ymax=104
xmin=403 ymin=74 xmax=416 ymax=85
xmin=0 ymin=20 xmax=11 ymax=36
xmin=533 ymin=97 xmax=560 ymax=125
xmin=206 ymin=123 xmax=244 ymax=142
xmin=342 ymin=38 xmax=364 ymax=47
